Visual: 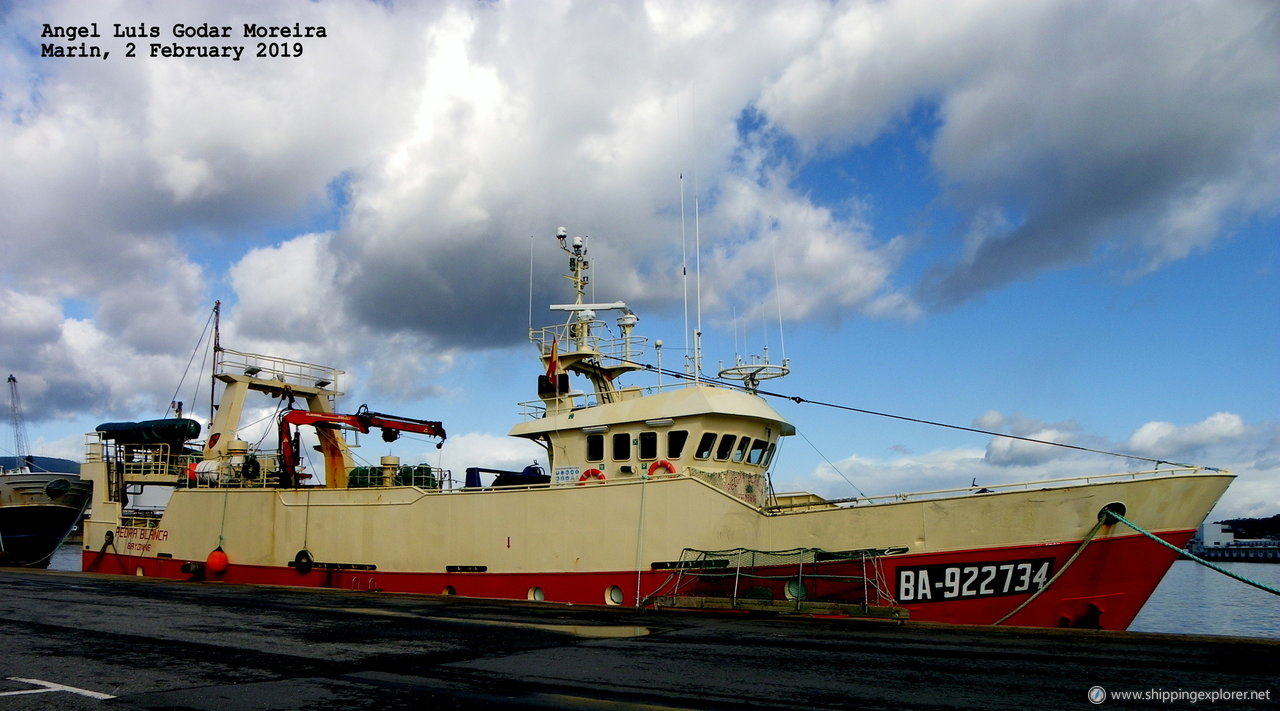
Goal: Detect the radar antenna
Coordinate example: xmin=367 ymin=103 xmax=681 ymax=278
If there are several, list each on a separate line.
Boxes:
xmin=718 ymin=347 xmax=789 ymax=394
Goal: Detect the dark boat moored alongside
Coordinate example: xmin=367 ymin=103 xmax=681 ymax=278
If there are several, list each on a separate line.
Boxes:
xmin=0 ymin=460 xmax=92 ymax=567
xmin=1 ymin=375 xmax=92 ymax=567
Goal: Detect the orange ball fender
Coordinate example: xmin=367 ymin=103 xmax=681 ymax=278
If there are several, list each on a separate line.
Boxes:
xmin=577 ymin=469 xmax=606 ymax=485
xmin=205 ymin=546 xmax=229 ymax=575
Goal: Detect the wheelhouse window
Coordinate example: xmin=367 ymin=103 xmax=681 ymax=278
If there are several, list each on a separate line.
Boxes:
xmin=639 ymin=431 xmax=658 ymax=460
xmin=612 ymin=433 xmax=631 ymax=460
xmin=586 ymin=434 xmax=604 ymax=462
xmin=667 ymin=430 xmax=689 ymax=459
xmin=731 ymin=436 xmax=750 ymax=463
xmin=694 ymin=433 xmax=716 ymax=460
xmin=714 ymin=434 xmax=737 ymax=461
xmin=747 ymin=438 xmax=769 ymax=465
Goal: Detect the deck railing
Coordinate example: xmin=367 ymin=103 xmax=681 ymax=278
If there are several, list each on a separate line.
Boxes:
xmin=766 ymin=466 xmax=1228 ymax=511
xmin=216 ymin=347 xmax=344 ymax=393
xmin=530 ymin=321 xmax=648 ymax=367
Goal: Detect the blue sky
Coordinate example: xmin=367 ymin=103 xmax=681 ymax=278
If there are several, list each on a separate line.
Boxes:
xmin=1 ymin=0 xmax=1277 ymax=519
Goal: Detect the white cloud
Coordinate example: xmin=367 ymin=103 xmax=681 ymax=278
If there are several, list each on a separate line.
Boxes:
xmin=1126 ymin=412 xmax=1247 ymax=460
xmin=0 ymin=283 xmax=205 ymax=423
xmin=429 ymin=432 xmax=545 ymax=484
xmin=973 ymin=411 xmax=1084 ymax=467
xmin=0 ymin=291 xmax=62 ymax=349
xmin=759 ymin=0 xmax=983 ymax=150
xmin=702 ymin=158 xmax=917 ymax=324
xmin=984 ymin=429 xmax=1077 ymax=467
xmin=228 ymin=232 xmax=345 ymax=348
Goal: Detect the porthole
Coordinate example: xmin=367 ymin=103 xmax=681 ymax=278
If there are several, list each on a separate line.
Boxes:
xmin=784 ymin=579 xmax=807 ymax=601
xmin=442 ymin=585 xmax=456 ymax=596
xmin=605 ymin=585 xmax=625 ymax=606
xmin=528 ymin=586 xmax=545 ymax=602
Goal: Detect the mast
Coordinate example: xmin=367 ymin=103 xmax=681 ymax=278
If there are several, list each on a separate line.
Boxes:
xmin=6 ymin=375 xmax=30 ymax=466
xmin=543 ymin=227 xmax=643 ymax=405
xmin=210 ymin=300 xmax=221 ymax=424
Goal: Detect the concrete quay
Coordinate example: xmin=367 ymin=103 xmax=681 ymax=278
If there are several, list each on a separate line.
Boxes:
xmin=0 ymin=568 xmax=1275 ymax=710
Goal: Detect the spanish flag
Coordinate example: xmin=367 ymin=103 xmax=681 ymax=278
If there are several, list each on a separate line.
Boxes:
xmin=546 ymin=336 xmax=559 ymax=379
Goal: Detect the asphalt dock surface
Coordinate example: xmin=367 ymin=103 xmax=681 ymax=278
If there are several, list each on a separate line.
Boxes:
xmin=1 ymin=569 xmax=1275 ymax=710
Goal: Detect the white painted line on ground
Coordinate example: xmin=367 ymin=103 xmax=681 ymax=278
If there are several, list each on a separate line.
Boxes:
xmin=3 ymin=677 xmax=116 ymax=700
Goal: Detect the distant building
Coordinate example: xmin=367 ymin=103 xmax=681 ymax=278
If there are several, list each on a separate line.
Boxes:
xmin=1201 ymin=523 xmax=1233 ymax=548
xmin=1188 ymin=523 xmax=1279 ymax=562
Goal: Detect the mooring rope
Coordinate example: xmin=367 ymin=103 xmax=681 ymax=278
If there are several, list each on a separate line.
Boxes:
xmin=88 ymin=532 xmax=128 ymax=575
xmin=1104 ymin=510 xmax=1280 ymax=597
xmin=992 ymin=515 xmax=1108 ymax=625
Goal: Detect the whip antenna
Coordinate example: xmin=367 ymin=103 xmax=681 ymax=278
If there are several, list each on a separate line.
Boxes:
xmin=680 ymin=173 xmax=689 ymax=375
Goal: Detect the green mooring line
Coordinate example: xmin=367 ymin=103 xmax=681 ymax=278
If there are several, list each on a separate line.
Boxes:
xmin=1106 ymin=511 xmax=1280 ymax=597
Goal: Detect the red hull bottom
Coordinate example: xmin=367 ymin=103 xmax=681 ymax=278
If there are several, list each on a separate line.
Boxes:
xmin=82 ymin=530 xmax=1192 ymax=630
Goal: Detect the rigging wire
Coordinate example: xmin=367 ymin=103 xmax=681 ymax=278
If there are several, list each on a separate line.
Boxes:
xmin=625 ymin=360 xmax=1205 ymax=469
xmin=771 ymin=390 xmax=1199 ymax=469
xmin=165 ymin=306 xmax=217 ymax=419
xmin=186 ymin=326 xmax=213 ymax=420
xmin=796 ymin=429 xmax=866 ymax=497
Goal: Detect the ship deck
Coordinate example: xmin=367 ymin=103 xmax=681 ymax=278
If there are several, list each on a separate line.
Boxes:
xmin=0 ymin=567 xmax=1274 ymax=710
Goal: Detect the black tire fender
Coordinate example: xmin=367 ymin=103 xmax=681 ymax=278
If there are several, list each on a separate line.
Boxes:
xmin=294 ymin=549 xmax=314 ymax=575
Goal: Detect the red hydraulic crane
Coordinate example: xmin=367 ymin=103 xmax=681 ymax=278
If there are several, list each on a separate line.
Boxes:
xmin=277 ymin=404 xmax=446 ymax=487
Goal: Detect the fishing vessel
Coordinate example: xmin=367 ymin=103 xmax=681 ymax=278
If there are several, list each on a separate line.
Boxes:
xmin=1 ymin=376 xmax=92 ymax=567
xmin=81 ymin=229 xmax=1232 ymax=629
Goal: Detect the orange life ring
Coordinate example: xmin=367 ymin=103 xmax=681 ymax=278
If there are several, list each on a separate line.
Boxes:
xmin=577 ymin=469 xmax=606 ymax=485
xmin=647 ymin=460 xmax=677 ymax=478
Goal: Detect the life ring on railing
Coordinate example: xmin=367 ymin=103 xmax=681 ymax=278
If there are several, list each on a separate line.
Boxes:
xmin=647 ymin=460 xmax=678 ymax=478
xmin=577 ymin=469 xmax=606 ymax=485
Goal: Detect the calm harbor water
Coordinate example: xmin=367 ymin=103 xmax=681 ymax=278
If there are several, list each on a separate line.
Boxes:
xmin=45 ymin=546 xmax=1278 ymax=639
xmin=1131 ymin=560 xmax=1280 ymax=639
